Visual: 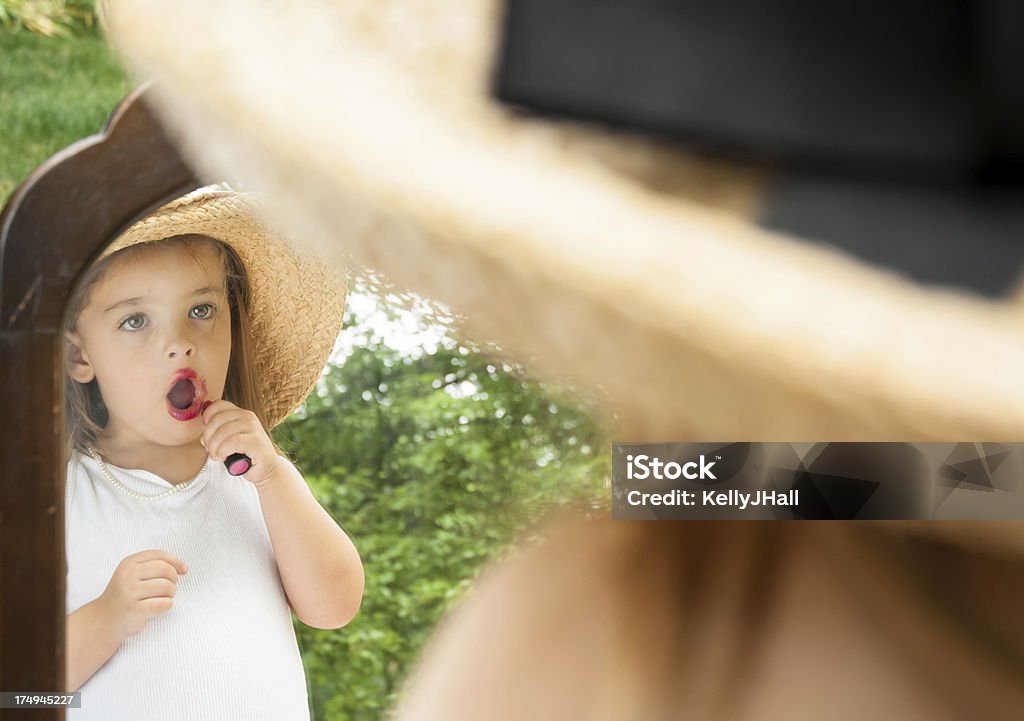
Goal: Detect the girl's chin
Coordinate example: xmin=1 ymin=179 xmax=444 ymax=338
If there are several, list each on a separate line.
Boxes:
xmin=155 ymin=418 xmax=206 ymax=446
xmin=104 ymin=407 xmax=213 ymax=447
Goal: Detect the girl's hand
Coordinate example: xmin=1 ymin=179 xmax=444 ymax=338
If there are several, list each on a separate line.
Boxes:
xmin=200 ymin=399 xmax=279 ymax=486
xmin=99 ymin=550 xmax=188 ymax=639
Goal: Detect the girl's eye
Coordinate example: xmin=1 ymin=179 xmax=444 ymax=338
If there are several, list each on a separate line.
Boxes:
xmin=119 ymin=314 xmax=147 ymax=331
xmin=190 ymin=303 xmax=216 ymax=320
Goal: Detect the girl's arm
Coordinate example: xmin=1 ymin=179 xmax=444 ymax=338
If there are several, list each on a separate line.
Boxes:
xmin=66 ymin=599 xmax=123 ymax=692
xmin=255 ymin=456 xmax=365 ymax=629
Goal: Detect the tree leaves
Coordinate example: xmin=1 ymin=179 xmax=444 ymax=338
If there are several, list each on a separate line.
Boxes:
xmin=274 ymin=298 xmax=611 ymax=720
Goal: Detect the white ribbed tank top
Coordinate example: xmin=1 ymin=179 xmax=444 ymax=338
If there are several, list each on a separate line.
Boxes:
xmin=64 ymin=449 xmax=312 ymax=720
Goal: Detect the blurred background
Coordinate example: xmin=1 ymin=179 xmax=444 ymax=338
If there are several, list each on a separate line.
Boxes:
xmin=0 ymin=4 xmax=611 ymax=718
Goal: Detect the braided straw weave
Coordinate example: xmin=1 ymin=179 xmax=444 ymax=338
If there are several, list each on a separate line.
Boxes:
xmin=101 ymin=0 xmax=1024 ymax=442
xmin=102 ymin=189 xmax=347 ymax=429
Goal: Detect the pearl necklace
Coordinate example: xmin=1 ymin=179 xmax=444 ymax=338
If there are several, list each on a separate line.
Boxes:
xmin=85 ymin=446 xmax=209 ymax=500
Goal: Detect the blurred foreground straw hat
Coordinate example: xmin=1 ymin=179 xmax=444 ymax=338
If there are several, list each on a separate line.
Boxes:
xmin=100 ymin=187 xmax=348 ymax=429
xmin=93 ymin=9 xmax=1024 ymax=719
xmin=99 ymin=0 xmax=1024 ymax=442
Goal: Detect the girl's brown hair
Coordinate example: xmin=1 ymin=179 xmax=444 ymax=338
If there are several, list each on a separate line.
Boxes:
xmin=62 ymin=234 xmax=280 ymax=460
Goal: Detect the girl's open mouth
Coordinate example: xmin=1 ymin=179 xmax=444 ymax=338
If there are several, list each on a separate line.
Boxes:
xmin=166 ymin=370 xmax=208 ymax=421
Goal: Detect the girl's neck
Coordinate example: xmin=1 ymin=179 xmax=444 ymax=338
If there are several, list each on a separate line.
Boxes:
xmin=91 ymin=438 xmax=210 ymax=486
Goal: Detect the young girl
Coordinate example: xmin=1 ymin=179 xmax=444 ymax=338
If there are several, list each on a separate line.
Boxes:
xmin=62 ymin=187 xmax=362 ymax=720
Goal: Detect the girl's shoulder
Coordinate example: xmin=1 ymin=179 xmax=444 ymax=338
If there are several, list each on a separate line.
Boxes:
xmin=65 ymin=449 xmax=86 ymax=534
xmin=65 ymin=448 xmax=95 ymax=502
xmin=66 ymin=448 xmax=88 ymax=469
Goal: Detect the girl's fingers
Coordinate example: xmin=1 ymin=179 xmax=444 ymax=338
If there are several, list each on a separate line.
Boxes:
xmin=202 ymin=415 xmax=251 ymax=453
xmin=207 ymin=429 xmax=261 ymax=463
xmin=137 ymin=578 xmax=179 ymax=600
xmin=203 ymin=414 xmax=249 ymax=444
xmin=132 ymin=549 xmax=187 ymax=575
xmin=138 ymin=560 xmax=185 ymax=582
xmin=200 ymin=400 xmax=239 ymax=431
xmin=201 ymin=409 xmax=257 ymax=443
xmin=200 ymin=406 xmax=267 ymax=463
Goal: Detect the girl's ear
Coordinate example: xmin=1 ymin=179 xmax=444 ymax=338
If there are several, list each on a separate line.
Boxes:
xmin=64 ymin=330 xmax=96 ymax=384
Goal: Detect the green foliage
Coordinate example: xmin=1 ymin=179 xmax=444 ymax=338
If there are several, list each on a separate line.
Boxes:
xmin=274 ymin=296 xmax=611 ymax=720
xmin=0 ymin=0 xmax=98 ymax=37
xmin=0 ymin=28 xmax=132 ymax=203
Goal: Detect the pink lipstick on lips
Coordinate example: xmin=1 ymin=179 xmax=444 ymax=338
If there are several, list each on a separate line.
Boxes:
xmin=165 ymin=368 xmax=207 ymax=422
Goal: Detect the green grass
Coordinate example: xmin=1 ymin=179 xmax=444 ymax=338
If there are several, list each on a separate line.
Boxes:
xmin=0 ymin=28 xmax=133 ymax=204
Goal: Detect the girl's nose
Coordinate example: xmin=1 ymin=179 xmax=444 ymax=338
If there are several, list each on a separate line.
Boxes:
xmin=166 ymin=329 xmax=196 ymax=358
xmin=167 ymin=342 xmax=195 ymax=359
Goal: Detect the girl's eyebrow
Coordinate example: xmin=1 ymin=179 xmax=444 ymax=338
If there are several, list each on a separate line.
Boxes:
xmin=103 ymin=285 xmax=224 ymax=313
xmin=104 ymin=296 xmax=144 ymax=313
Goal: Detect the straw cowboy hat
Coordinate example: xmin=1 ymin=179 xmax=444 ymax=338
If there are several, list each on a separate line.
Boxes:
xmin=96 ymin=0 xmax=1024 ymax=446
xmin=97 ymin=187 xmax=348 ymax=429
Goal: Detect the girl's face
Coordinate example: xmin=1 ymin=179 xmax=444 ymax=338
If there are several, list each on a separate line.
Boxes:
xmin=65 ymin=240 xmax=232 ymax=452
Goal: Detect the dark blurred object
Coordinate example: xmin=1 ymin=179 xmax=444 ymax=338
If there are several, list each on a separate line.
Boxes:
xmin=494 ymin=0 xmax=1024 ymax=297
